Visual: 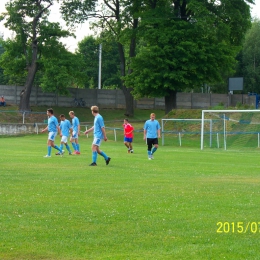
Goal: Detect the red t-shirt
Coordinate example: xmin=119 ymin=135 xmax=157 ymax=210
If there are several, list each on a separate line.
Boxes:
xmin=123 ymin=123 xmax=134 ymax=138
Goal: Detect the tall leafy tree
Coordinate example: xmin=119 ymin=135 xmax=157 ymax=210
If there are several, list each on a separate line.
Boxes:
xmin=77 ymin=35 xmax=121 ymax=89
xmin=236 ymin=19 xmax=260 ymax=93
xmin=0 ymin=0 xmax=73 ymax=111
xmin=61 ymin=0 xmax=143 ymax=116
xmin=124 ymin=0 xmax=253 ymax=113
xmin=0 ymin=38 xmax=8 ymax=85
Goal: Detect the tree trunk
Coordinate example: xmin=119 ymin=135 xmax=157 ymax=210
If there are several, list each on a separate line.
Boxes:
xmin=19 ymin=63 xmax=37 ymax=111
xmin=19 ymin=2 xmax=47 ymax=111
xmin=165 ymin=90 xmax=177 ymax=114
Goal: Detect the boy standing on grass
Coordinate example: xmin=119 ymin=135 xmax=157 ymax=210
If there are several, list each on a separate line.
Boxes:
xmin=41 ymin=108 xmax=64 ymax=158
xmin=143 ymin=113 xmax=161 ymax=160
xmin=123 ymin=118 xmax=134 ymax=153
xmin=56 ymin=114 xmax=72 ymax=155
xmin=84 ymin=106 xmax=111 ymax=166
xmin=69 ymin=111 xmax=81 ymax=154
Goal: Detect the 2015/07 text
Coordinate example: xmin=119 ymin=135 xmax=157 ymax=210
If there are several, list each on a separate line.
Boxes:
xmin=217 ymin=222 xmax=260 ymax=234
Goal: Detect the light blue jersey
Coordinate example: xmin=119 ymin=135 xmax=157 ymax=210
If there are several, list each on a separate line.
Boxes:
xmin=72 ymin=116 xmax=80 ymax=133
xmin=93 ymin=114 xmax=105 ymax=139
xmin=48 ymin=115 xmax=58 ymax=132
xmin=144 ymin=119 xmax=161 ymax=138
xmin=60 ymin=119 xmax=71 ymax=137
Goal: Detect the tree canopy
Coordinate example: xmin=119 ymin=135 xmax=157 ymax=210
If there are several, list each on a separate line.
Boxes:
xmin=0 ymin=0 xmax=74 ymax=110
xmin=124 ymin=0 xmax=253 ymax=113
xmin=236 ymin=19 xmax=260 ymax=93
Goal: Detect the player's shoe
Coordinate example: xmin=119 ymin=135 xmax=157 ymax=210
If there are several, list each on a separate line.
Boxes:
xmin=148 ymin=155 xmax=152 ymax=160
xmin=127 ymin=149 xmax=130 ymax=153
xmin=75 ymin=151 xmax=80 ymax=155
xmin=151 ymin=155 xmax=154 ymax=159
xmin=130 ymin=150 xmax=134 ymax=153
xmin=55 ymin=152 xmax=61 ymax=155
xmin=44 ymin=155 xmax=51 ymax=158
xmin=89 ymin=162 xmax=97 ymax=166
xmin=69 ymin=152 xmax=72 ymax=155
xmin=106 ymin=157 xmax=111 ymax=165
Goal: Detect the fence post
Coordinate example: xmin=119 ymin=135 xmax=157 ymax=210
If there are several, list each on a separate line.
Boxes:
xmin=114 ymin=129 xmax=117 ymax=141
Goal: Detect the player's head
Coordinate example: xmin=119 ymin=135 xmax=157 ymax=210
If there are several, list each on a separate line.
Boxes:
xmin=60 ymin=114 xmax=65 ymax=121
xmin=69 ymin=111 xmax=75 ymax=118
xmin=150 ymin=113 xmax=156 ymax=121
xmin=47 ymin=108 xmax=54 ymax=116
xmin=124 ymin=118 xmax=129 ymax=124
xmin=91 ymin=106 xmax=99 ymax=115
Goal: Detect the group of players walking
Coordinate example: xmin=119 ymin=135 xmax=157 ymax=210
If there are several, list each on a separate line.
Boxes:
xmin=42 ymin=106 xmax=161 ymax=165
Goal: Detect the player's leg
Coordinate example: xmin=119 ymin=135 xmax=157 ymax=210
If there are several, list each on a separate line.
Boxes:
xmin=70 ymin=133 xmax=78 ymax=154
xmin=129 ymin=138 xmax=133 ymax=153
xmin=147 ymin=138 xmax=153 ymax=159
xmin=151 ymin=138 xmax=158 ymax=157
xmin=45 ymin=132 xmax=60 ymax=157
xmin=64 ymin=137 xmax=72 ymax=155
xmin=95 ymin=139 xmax=111 ymax=165
xmin=124 ymin=137 xmax=130 ymax=152
xmin=75 ymin=137 xmax=80 ymax=154
xmin=45 ymin=138 xmax=52 ymax=157
xmin=51 ymin=133 xmax=63 ymax=154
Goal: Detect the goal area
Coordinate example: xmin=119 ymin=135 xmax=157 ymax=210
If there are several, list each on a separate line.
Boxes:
xmin=201 ymin=110 xmax=260 ymax=150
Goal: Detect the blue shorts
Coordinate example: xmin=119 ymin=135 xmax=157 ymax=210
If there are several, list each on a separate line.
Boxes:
xmin=124 ymin=137 xmax=133 ymax=143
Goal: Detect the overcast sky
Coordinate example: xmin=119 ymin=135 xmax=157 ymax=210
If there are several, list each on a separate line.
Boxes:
xmin=1 ymin=1 xmax=260 ymax=52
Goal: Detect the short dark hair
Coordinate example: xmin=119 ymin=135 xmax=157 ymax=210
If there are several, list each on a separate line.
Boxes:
xmin=124 ymin=118 xmax=129 ymax=122
xmin=60 ymin=114 xmax=65 ymax=118
xmin=47 ymin=108 xmax=54 ymax=114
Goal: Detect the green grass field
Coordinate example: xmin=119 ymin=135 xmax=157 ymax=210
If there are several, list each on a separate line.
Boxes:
xmin=1 ymin=133 xmax=260 ymax=260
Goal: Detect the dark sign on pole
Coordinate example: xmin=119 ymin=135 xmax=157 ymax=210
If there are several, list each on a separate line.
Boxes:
xmin=228 ymin=77 xmax=244 ymax=91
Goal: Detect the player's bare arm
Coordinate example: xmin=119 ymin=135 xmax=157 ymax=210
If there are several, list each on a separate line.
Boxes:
xmin=41 ymin=126 xmax=48 ymax=133
xmin=102 ymin=127 xmax=108 ymax=141
xmin=84 ymin=126 xmax=94 ymax=135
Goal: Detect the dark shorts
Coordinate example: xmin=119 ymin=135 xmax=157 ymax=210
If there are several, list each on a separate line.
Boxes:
xmin=147 ymin=138 xmax=158 ymax=146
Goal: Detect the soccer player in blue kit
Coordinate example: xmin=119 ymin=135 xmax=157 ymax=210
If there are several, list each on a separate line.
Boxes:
xmin=56 ymin=114 xmax=72 ymax=155
xmin=84 ymin=106 xmax=111 ymax=166
xmin=41 ymin=108 xmax=64 ymax=157
xmin=143 ymin=113 xmax=161 ymax=160
xmin=69 ymin=111 xmax=81 ymax=155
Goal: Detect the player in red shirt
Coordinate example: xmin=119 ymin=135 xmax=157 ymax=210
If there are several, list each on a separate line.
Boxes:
xmin=123 ymin=118 xmax=134 ymax=153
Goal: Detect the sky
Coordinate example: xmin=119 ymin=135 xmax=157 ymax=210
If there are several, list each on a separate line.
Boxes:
xmin=0 ymin=1 xmax=260 ymax=52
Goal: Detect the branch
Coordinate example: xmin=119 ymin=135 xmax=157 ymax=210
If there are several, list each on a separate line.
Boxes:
xmin=104 ymin=0 xmax=117 ymax=14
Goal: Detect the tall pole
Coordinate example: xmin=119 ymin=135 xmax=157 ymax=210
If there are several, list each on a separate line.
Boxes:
xmin=98 ymin=43 xmax=102 ymax=89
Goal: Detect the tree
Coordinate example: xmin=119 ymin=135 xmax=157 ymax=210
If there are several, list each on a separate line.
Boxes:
xmin=124 ymin=0 xmax=253 ymax=113
xmin=236 ymin=19 xmax=260 ymax=93
xmin=0 ymin=0 xmax=73 ymax=111
xmin=77 ymin=35 xmax=121 ymax=89
xmin=61 ymin=0 xmax=144 ymax=116
xmin=0 ymin=38 xmax=8 ymax=85
xmin=39 ymin=44 xmax=88 ymax=95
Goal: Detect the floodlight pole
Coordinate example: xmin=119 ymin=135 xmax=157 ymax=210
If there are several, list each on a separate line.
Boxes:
xmin=98 ymin=43 xmax=102 ymax=90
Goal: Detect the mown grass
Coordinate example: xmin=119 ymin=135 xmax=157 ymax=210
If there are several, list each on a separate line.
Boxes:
xmin=1 ymin=134 xmax=260 ymax=260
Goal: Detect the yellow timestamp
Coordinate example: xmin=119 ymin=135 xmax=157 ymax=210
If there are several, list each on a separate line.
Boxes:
xmin=217 ymin=222 xmax=260 ymax=234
